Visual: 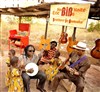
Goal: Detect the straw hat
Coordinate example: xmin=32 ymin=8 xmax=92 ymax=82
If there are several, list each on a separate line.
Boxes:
xmin=72 ymin=42 xmax=89 ymax=50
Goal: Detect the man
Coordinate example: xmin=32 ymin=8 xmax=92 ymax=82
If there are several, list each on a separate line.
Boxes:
xmin=50 ymin=42 xmax=91 ymax=92
xmin=19 ymin=45 xmax=47 ymax=92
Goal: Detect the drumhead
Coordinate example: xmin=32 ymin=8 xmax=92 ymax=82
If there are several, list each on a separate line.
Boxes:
xmin=25 ymin=63 xmax=38 ymax=76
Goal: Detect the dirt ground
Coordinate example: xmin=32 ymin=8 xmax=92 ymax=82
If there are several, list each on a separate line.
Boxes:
xmin=0 ymin=49 xmax=100 ymax=92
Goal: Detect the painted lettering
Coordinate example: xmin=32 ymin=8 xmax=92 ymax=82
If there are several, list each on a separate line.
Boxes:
xmin=61 ymin=7 xmax=73 ymax=16
xmin=52 ymin=11 xmax=59 ymax=15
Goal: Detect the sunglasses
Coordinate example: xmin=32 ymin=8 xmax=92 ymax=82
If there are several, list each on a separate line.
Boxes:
xmin=28 ymin=50 xmax=34 ymax=52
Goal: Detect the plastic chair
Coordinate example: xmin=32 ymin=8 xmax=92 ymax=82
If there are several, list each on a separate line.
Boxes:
xmin=8 ymin=29 xmax=18 ymax=49
xmin=19 ymin=23 xmax=30 ymax=36
xmin=9 ymin=29 xmax=17 ymax=40
xmin=8 ymin=23 xmax=30 ymax=53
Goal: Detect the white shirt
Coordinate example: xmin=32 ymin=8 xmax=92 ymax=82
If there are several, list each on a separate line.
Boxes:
xmin=19 ymin=54 xmax=38 ymax=66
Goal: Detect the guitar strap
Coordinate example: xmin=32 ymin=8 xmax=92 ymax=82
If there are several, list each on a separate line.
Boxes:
xmin=70 ymin=56 xmax=87 ymax=68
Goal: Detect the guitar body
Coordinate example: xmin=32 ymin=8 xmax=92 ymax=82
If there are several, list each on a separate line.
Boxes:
xmin=91 ymin=39 xmax=100 ymax=59
xmin=67 ymin=37 xmax=78 ymax=54
xmin=59 ymin=32 xmax=68 ymax=44
xmin=39 ymin=36 xmax=50 ymax=50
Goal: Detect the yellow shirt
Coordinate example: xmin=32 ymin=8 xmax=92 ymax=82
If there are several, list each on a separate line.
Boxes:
xmin=50 ymin=58 xmax=62 ymax=68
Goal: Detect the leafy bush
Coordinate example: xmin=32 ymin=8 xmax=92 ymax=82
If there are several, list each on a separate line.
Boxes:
xmin=94 ymin=22 xmax=100 ymax=31
xmin=21 ymin=17 xmax=32 ymax=23
xmin=87 ymin=22 xmax=95 ymax=32
xmin=87 ymin=21 xmax=100 ymax=32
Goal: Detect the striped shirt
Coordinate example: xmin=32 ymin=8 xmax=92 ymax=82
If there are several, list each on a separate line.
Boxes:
xmin=39 ymin=56 xmax=50 ymax=64
xmin=48 ymin=48 xmax=57 ymax=59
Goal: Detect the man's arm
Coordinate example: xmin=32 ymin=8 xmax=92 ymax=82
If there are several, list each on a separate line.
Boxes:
xmin=78 ymin=58 xmax=91 ymax=76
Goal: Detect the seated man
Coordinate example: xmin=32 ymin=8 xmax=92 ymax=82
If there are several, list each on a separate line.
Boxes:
xmin=50 ymin=42 xmax=91 ymax=92
xmin=19 ymin=45 xmax=47 ymax=92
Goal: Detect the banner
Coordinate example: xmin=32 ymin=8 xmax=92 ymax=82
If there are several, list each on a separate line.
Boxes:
xmin=50 ymin=4 xmax=90 ymax=28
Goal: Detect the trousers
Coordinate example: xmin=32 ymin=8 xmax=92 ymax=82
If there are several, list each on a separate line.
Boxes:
xmin=22 ymin=70 xmax=47 ymax=92
xmin=51 ymin=72 xmax=85 ymax=92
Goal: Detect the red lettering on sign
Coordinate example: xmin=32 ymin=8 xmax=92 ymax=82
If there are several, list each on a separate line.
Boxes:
xmin=61 ymin=7 xmax=73 ymax=16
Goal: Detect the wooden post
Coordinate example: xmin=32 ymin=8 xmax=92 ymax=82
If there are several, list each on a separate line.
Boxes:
xmin=19 ymin=16 xmax=23 ymax=53
xmin=62 ymin=26 xmax=64 ymax=32
xmin=19 ymin=16 xmax=22 ymax=23
xmin=0 ymin=14 xmax=4 ymax=56
xmin=44 ymin=16 xmax=49 ymax=39
xmin=72 ymin=27 xmax=77 ymax=41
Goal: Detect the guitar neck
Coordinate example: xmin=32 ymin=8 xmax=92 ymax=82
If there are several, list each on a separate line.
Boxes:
xmin=58 ymin=57 xmax=69 ymax=70
xmin=37 ymin=44 xmax=48 ymax=60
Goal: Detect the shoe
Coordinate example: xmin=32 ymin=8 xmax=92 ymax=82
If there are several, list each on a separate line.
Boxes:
xmin=37 ymin=87 xmax=47 ymax=92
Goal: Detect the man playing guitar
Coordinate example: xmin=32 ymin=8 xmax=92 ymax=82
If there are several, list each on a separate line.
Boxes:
xmin=50 ymin=42 xmax=91 ymax=92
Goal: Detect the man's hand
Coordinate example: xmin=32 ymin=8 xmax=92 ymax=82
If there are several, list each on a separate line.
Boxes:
xmin=70 ymin=69 xmax=79 ymax=76
xmin=74 ymin=71 xmax=79 ymax=75
xmin=20 ymin=64 xmax=25 ymax=69
xmin=27 ymin=68 xmax=34 ymax=73
xmin=58 ymin=62 xmax=65 ymax=70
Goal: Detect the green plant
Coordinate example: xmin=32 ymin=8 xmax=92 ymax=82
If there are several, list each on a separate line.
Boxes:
xmin=87 ymin=21 xmax=100 ymax=32
xmin=87 ymin=22 xmax=95 ymax=32
xmin=21 ymin=17 xmax=32 ymax=23
xmin=94 ymin=21 xmax=100 ymax=31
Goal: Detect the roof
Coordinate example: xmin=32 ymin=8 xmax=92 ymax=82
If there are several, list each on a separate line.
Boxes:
xmin=0 ymin=1 xmax=100 ymax=20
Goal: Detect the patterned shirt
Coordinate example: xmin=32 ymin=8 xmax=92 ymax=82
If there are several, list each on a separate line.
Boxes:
xmin=50 ymin=58 xmax=62 ymax=68
xmin=48 ymin=48 xmax=57 ymax=59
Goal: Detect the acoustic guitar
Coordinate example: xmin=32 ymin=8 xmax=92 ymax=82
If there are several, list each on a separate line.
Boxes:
xmin=39 ymin=17 xmax=50 ymax=50
xmin=59 ymin=26 xmax=68 ymax=44
xmin=39 ymin=36 xmax=50 ymax=50
xmin=67 ymin=27 xmax=78 ymax=54
xmin=91 ymin=39 xmax=100 ymax=59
